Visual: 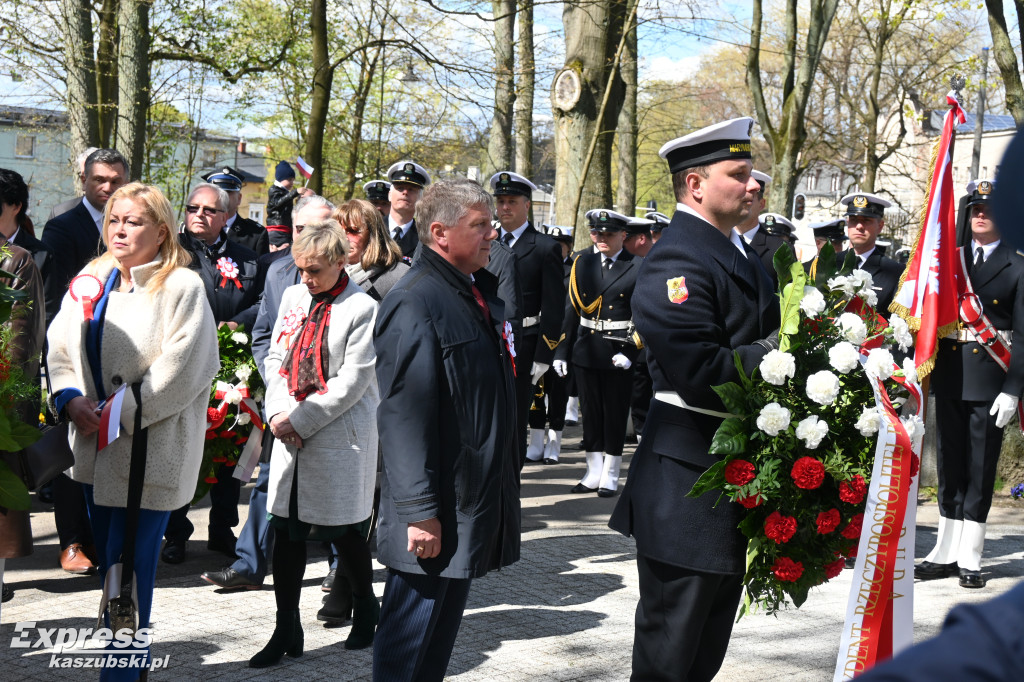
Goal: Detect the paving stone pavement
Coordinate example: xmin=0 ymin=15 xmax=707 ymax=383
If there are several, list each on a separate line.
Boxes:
xmin=3 ymin=427 xmax=1023 ymax=680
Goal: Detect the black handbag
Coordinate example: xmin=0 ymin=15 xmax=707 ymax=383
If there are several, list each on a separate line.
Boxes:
xmin=3 ymin=356 xmax=74 ymax=491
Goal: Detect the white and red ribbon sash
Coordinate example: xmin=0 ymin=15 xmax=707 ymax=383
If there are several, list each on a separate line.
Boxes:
xmin=209 ymin=380 xmax=264 ymax=432
xmin=97 ymin=383 xmax=127 ymax=452
xmin=834 ymin=357 xmax=922 ymax=680
xmin=231 ymin=428 xmax=264 ymax=482
xmin=216 ymin=257 xmax=243 ymax=290
xmin=69 ymin=274 xmax=103 ymax=321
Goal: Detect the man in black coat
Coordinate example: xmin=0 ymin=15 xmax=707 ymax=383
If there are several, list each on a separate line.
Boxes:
xmin=734 ymin=170 xmax=786 ymax=288
xmin=838 ymin=192 xmax=902 ymax=315
xmin=554 ymin=209 xmax=644 ymax=497
xmin=917 ymin=178 xmax=1024 ymax=590
xmin=161 ymin=182 xmax=265 ymax=565
xmin=385 ymin=160 xmax=431 ymax=257
xmin=609 ymin=117 xmax=780 ymax=682
xmin=489 ymin=171 xmax=566 ymax=466
xmin=373 ymin=179 xmax=519 ymax=681
xmin=204 ymin=167 xmax=269 ymax=256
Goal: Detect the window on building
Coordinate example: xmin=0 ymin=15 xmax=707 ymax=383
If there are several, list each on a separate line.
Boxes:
xmin=202 ymin=148 xmax=218 ymax=167
xmin=15 ymin=134 xmax=35 ymax=158
xmin=830 ymin=174 xmax=840 ymax=193
xmin=248 ymin=204 xmax=265 ymax=224
xmin=807 ymin=171 xmax=819 ymax=192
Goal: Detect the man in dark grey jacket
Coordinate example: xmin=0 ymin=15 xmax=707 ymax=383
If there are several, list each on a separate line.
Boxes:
xmin=372 ymin=179 xmax=519 ymax=681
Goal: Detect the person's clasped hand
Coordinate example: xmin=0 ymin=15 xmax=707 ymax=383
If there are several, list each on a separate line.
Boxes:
xmin=67 ymin=396 xmax=101 ymax=436
xmin=612 ymin=353 xmax=632 ymax=370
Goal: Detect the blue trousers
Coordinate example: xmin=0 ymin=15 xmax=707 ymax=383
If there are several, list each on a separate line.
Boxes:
xmin=229 ymin=461 xmax=275 ymax=580
xmin=83 ymin=485 xmax=171 ymax=682
xmin=373 ymin=569 xmax=472 ymax=682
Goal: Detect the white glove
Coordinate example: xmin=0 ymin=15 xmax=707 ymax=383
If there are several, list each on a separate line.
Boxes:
xmin=531 ymin=362 xmax=550 ymax=385
xmin=553 ymin=360 xmax=568 ymax=377
xmin=612 ymin=353 xmax=632 ymax=370
xmin=990 ymin=392 xmax=1019 ymax=428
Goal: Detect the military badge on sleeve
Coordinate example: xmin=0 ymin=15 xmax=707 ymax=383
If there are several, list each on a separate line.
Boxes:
xmin=667 ymin=276 xmax=688 ymax=304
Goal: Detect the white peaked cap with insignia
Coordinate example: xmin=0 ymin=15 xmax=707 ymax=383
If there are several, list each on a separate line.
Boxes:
xmin=645 ymin=211 xmax=671 ymax=228
xmin=759 ymin=213 xmax=794 ymax=231
xmin=658 ymin=117 xmax=755 ymax=173
xmin=585 ymin=209 xmax=632 ymax=230
xmin=386 ymin=160 xmax=431 ymax=187
xmin=489 ymin=171 xmax=538 ymax=197
xmin=362 ymin=179 xmax=392 ymax=199
xmin=542 ymin=223 xmax=574 ymax=241
xmin=751 ymin=170 xmax=772 ymax=187
xmin=840 ymin=192 xmax=891 ymax=218
xmin=966 ymin=178 xmax=995 ymax=206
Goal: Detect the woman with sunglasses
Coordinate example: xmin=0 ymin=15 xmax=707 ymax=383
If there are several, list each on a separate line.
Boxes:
xmin=333 ymin=199 xmax=411 ymax=302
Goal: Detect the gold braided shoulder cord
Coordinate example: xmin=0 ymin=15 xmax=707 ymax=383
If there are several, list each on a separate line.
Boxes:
xmin=569 ymin=254 xmax=603 ymax=316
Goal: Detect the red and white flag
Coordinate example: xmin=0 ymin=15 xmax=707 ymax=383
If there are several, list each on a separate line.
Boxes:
xmin=889 ymin=92 xmax=965 ymax=378
xmin=97 ymin=383 xmax=127 ymax=452
xmin=295 ymin=156 xmax=314 ymax=179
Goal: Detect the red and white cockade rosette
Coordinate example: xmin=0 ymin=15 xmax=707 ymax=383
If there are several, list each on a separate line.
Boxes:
xmin=216 ymin=256 xmax=242 ymax=289
xmin=69 ymin=274 xmax=103 ymax=320
xmin=277 ymin=306 xmax=307 ymax=349
xmin=503 ymin=320 xmax=517 ymax=375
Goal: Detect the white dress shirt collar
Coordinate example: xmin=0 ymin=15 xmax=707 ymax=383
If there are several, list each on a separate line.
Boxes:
xmin=83 ymin=198 xmax=104 ymax=233
xmin=500 ymin=221 xmax=529 ymax=247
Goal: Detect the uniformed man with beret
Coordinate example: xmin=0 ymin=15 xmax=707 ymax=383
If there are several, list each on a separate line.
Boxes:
xmin=917 ymin=178 xmax=1024 ymax=589
xmin=734 ymin=170 xmax=785 ymax=288
xmin=489 ymin=171 xmax=566 ymax=466
xmin=386 ymin=161 xmax=431 ymax=257
xmin=553 ymin=209 xmax=644 ymax=496
xmin=609 ymin=117 xmax=780 ymax=681
xmin=838 ymin=192 xmax=902 ymax=314
xmin=363 ymin=179 xmax=391 ymax=218
xmin=203 ymin=166 xmax=269 ymax=256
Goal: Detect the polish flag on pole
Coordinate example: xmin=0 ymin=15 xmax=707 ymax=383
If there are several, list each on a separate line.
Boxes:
xmin=888 ymin=90 xmax=965 ymax=379
xmin=295 ymin=156 xmax=314 ymax=180
xmin=97 ymin=383 xmax=128 ymax=452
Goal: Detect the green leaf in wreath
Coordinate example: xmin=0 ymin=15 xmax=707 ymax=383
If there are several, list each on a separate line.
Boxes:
xmin=710 ymin=417 xmax=748 ymax=455
xmin=790 ymin=581 xmax=810 ymax=608
xmin=712 ymin=382 xmax=748 ymax=416
xmin=812 ymin=241 xmax=838 ymax=288
xmin=732 ymin=352 xmax=752 ymax=391
xmin=687 ymin=458 xmax=728 ymax=498
xmin=0 ymin=460 xmax=30 ymax=510
xmin=773 ymin=242 xmax=797 ymax=292
xmin=839 ymin=247 xmax=858 ymax=274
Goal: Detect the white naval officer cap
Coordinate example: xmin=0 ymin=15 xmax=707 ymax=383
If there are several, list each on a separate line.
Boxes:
xmin=966 ymin=178 xmax=995 ymax=206
xmin=585 ymin=209 xmax=632 ymax=231
xmin=363 ymin=179 xmax=392 ymax=200
xmin=542 ymin=223 xmax=574 ymax=242
xmin=489 ymin=171 xmax=538 ymax=198
xmin=658 ymin=117 xmax=755 ymax=173
xmin=386 ymin=161 xmax=431 ymax=188
xmin=751 ymin=170 xmax=772 ymax=190
xmin=840 ymin=192 xmax=891 ymax=218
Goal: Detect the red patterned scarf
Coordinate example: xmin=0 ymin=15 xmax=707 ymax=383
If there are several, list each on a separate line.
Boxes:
xmin=280 ymin=273 xmax=349 ymax=401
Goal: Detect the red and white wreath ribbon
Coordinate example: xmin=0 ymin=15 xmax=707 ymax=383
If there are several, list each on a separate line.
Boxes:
xmin=216 ymin=257 xmax=242 ymax=289
xmin=208 ymin=380 xmax=264 ymax=432
xmin=277 ymin=306 xmax=307 ymax=348
xmin=503 ymin=320 xmax=517 ymax=376
xmin=69 ymin=274 xmax=103 ymax=320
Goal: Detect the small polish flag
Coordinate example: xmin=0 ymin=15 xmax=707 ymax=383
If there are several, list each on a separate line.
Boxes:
xmin=97 ymin=384 xmax=128 ymax=452
xmin=295 ymin=156 xmax=314 ymax=179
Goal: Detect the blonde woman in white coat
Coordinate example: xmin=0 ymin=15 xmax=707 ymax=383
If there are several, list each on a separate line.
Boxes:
xmin=47 ymin=183 xmax=219 ymax=681
xmin=251 ymin=219 xmax=379 ymax=668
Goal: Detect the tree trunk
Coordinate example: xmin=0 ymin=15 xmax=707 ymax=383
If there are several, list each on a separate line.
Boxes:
xmin=304 ymin=0 xmax=334 ymax=195
xmin=96 ymin=0 xmax=120 ymax=148
xmin=615 ymin=9 xmax=638 ymax=214
xmin=60 ymin=0 xmax=100 ymax=181
xmin=115 ymin=0 xmax=150 ymax=181
xmin=514 ymin=0 xmax=534 ymax=178
xmin=486 ymin=0 xmax=517 ymax=178
xmin=984 ymin=0 xmax=1024 ymax=124
xmin=342 ymin=46 xmax=381 ymax=200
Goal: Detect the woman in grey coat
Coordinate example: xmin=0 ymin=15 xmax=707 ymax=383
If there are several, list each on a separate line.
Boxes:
xmin=251 ymin=220 xmax=379 ymax=667
xmin=335 ymin=199 xmax=411 ymax=301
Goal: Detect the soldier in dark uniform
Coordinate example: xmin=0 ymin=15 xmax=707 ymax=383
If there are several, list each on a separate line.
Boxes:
xmin=161 ymin=182 xmax=266 ymax=564
xmin=488 ymin=171 xmax=566 ymax=466
xmin=553 ymin=209 xmax=644 ymax=496
xmin=609 ymin=117 xmax=780 ymax=681
xmin=622 ymin=217 xmax=656 ymax=441
xmin=203 ymin=166 xmax=269 ymax=256
xmin=734 ymin=170 xmax=785 ymax=288
xmin=647 ymin=211 xmax=670 ymax=242
xmin=385 ymin=161 xmax=430 ymax=257
xmin=917 ymin=178 xmax=1024 ymax=589
xmin=838 ymin=192 xmax=902 ymax=314
xmin=810 ymin=217 xmax=846 ymax=255
xmin=363 ymin=179 xmax=391 ymax=218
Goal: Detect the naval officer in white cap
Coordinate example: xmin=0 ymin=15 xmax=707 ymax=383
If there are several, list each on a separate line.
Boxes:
xmin=385 ymin=161 xmax=431 ymax=257
xmin=733 ymin=169 xmax=786 ymax=288
xmin=838 ymin=191 xmax=902 ymax=314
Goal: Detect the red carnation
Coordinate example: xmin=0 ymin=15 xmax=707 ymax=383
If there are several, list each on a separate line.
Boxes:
xmin=221 ymin=430 xmax=237 ymax=439
xmin=846 ymin=544 xmax=858 ymax=558
xmin=841 ymin=513 xmax=864 ymax=539
xmin=207 ymin=407 xmax=225 ymax=429
xmin=724 ymin=459 xmax=756 ymax=486
xmin=234 ymin=436 xmax=247 ymax=445
xmin=736 ymin=492 xmax=764 ymax=509
xmin=204 ymin=430 xmax=217 ymax=440
xmin=204 ymin=475 xmax=218 ymax=484
xmin=839 ymin=474 xmax=867 ymax=504
xmin=910 ymin=453 xmax=920 ymax=479
xmin=772 ymin=556 xmax=804 ymax=582
xmin=212 ymin=455 xmax=227 ymax=463
xmin=791 ymin=457 xmax=825 ymax=490
xmin=764 ymin=511 xmax=798 ymax=544
xmin=816 ymin=508 xmax=841 ymax=534
xmin=824 ymin=558 xmax=846 ymax=579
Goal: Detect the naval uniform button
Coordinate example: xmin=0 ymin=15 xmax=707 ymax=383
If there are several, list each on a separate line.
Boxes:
xmin=590 ymin=330 xmax=595 ymax=335
xmin=951 ymin=345 xmax=957 ymax=351
xmin=608 ymin=305 xmax=614 ymax=310
xmin=973 ymin=348 xmax=979 ymax=354
xmin=993 ymin=299 xmax=999 ymax=305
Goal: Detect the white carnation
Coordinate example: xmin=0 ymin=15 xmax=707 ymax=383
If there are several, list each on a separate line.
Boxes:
xmin=224 ymin=388 xmax=243 ymax=405
xmin=237 ymin=412 xmax=252 ymax=426
xmin=860 ymin=288 xmax=878 ymax=308
xmin=850 ymin=269 xmax=874 ymax=294
xmin=901 ymin=357 xmax=919 ymax=384
xmin=855 ymin=406 xmax=880 ymax=436
xmin=759 ymin=350 xmax=796 ymax=386
xmin=756 ymin=402 xmax=792 ymax=437
xmin=231 ymin=332 xmax=250 ymax=345
xmin=901 ymin=414 xmax=926 ymax=441
xmin=889 ymin=316 xmax=913 ymax=352
xmin=837 ymin=313 xmax=868 ymax=345
xmin=805 ymin=370 xmax=841 ymax=406
xmin=234 ymin=364 xmax=253 ymax=382
xmin=864 ymin=348 xmax=895 ymax=380
xmin=828 ymin=342 xmax=860 ymax=374
xmin=828 ymin=275 xmax=858 ymax=297
xmin=253 ymin=388 xmax=265 ymax=402
xmin=795 ymin=415 xmax=829 ymax=449
xmin=800 ymin=287 xmax=826 ymax=318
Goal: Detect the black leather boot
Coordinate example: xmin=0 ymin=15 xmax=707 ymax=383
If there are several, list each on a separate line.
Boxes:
xmin=249 ymin=609 xmax=303 ymax=668
xmin=316 ymin=573 xmax=353 ymax=626
xmin=344 ymin=594 xmax=381 ymax=650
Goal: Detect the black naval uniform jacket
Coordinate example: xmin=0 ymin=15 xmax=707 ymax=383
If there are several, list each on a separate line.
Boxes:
xmin=840 ymin=248 xmax=903 ymax=317
xmin=746 ymin=225 xmax=786 ymax=289
xmin=179 ymin=232 xmax=265 ymax=331
xmin=932 ymin=243 xmax=1024 ymax=403
xmin=393 ymin=222 xmax=420 ymax=259
xmin=554 ymin=249 xmax=641 ymax=370
xmin=486 ymin=240 xmax=525 ymax=370
xmin=225 ymin=214 xmax=270 ymax=257
xmin=508 ymin=224 xmax=566 ymax=365
xmin=609 ymin=210 xmax=780 ymax=574
xmin=373 ymin=246 xmax=520 ymax=579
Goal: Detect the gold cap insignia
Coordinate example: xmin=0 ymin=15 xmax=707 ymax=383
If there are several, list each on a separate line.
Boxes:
xmin=764 ymin=215 xmax=775 ymax=225
xmin=599 ymin=211 xmax=609 ymax=221
xmin=853 ymin=196 xmax=868 ymax=208
xmin=979 ymin=181 xmax=992 ymax=195
xmin=500 ymin=172 xmax=510 ymax=183
xmin=404 ymin=163 xmax=414 ymax=173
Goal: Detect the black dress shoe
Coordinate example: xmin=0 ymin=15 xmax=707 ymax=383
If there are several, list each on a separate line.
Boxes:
xmin=959 ymin=569 xmax=985 ymax=589
xmin=524 ymin=457 xmax=544 ymax=465
xmin=201 ymin=567 xmax=262 ymax=590
xmin=321 ymin=568 xmax=336 ymax=592
xmin=597 ymin=488 xmax=618 ymax=498
xmin=161 ymin=539 xmax=187 ymax=564
xmin=569 ymin=483 xmax=597 ymax=494
xmin=207 ymin=535 xmax=238 ymax=559
xmin=914 ymin=560 xmax=958 ymax=580
xmin=543 ymin=458 xmax=558 ymax=465
xmin=2 ymin=583 xmax=13 ymax=603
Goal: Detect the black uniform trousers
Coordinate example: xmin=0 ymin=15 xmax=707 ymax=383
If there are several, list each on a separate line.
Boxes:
xmin=514 ymin=330 xmax=541 ymax=464
xmin=53 ymin=473 xmax=94 ymax=549
xmin=633 ymin=553 xmax=743 ymax=682
xmin=164 ymin=466 xmax=241 ymax=543
xmin=576 ymin=365 xmax=634 ymax=456
xmin=934 ymin=397 xmax=1004 ymax=523
xmin=528 ymin=366 xmax=568 ymax=431
xmin=631 ymin=361 xmax=653 ymax=437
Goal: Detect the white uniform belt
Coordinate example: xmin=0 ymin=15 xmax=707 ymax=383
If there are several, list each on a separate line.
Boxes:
xmin=579 ymin=318 xmax=630 ymax=332
xmin=654 ymin=391 xmax=736 ymax=419
xmin=522 ymin=315 xmax=540 ymax=328
xmin=945 ymin=329 xmax=1012 ymax=343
